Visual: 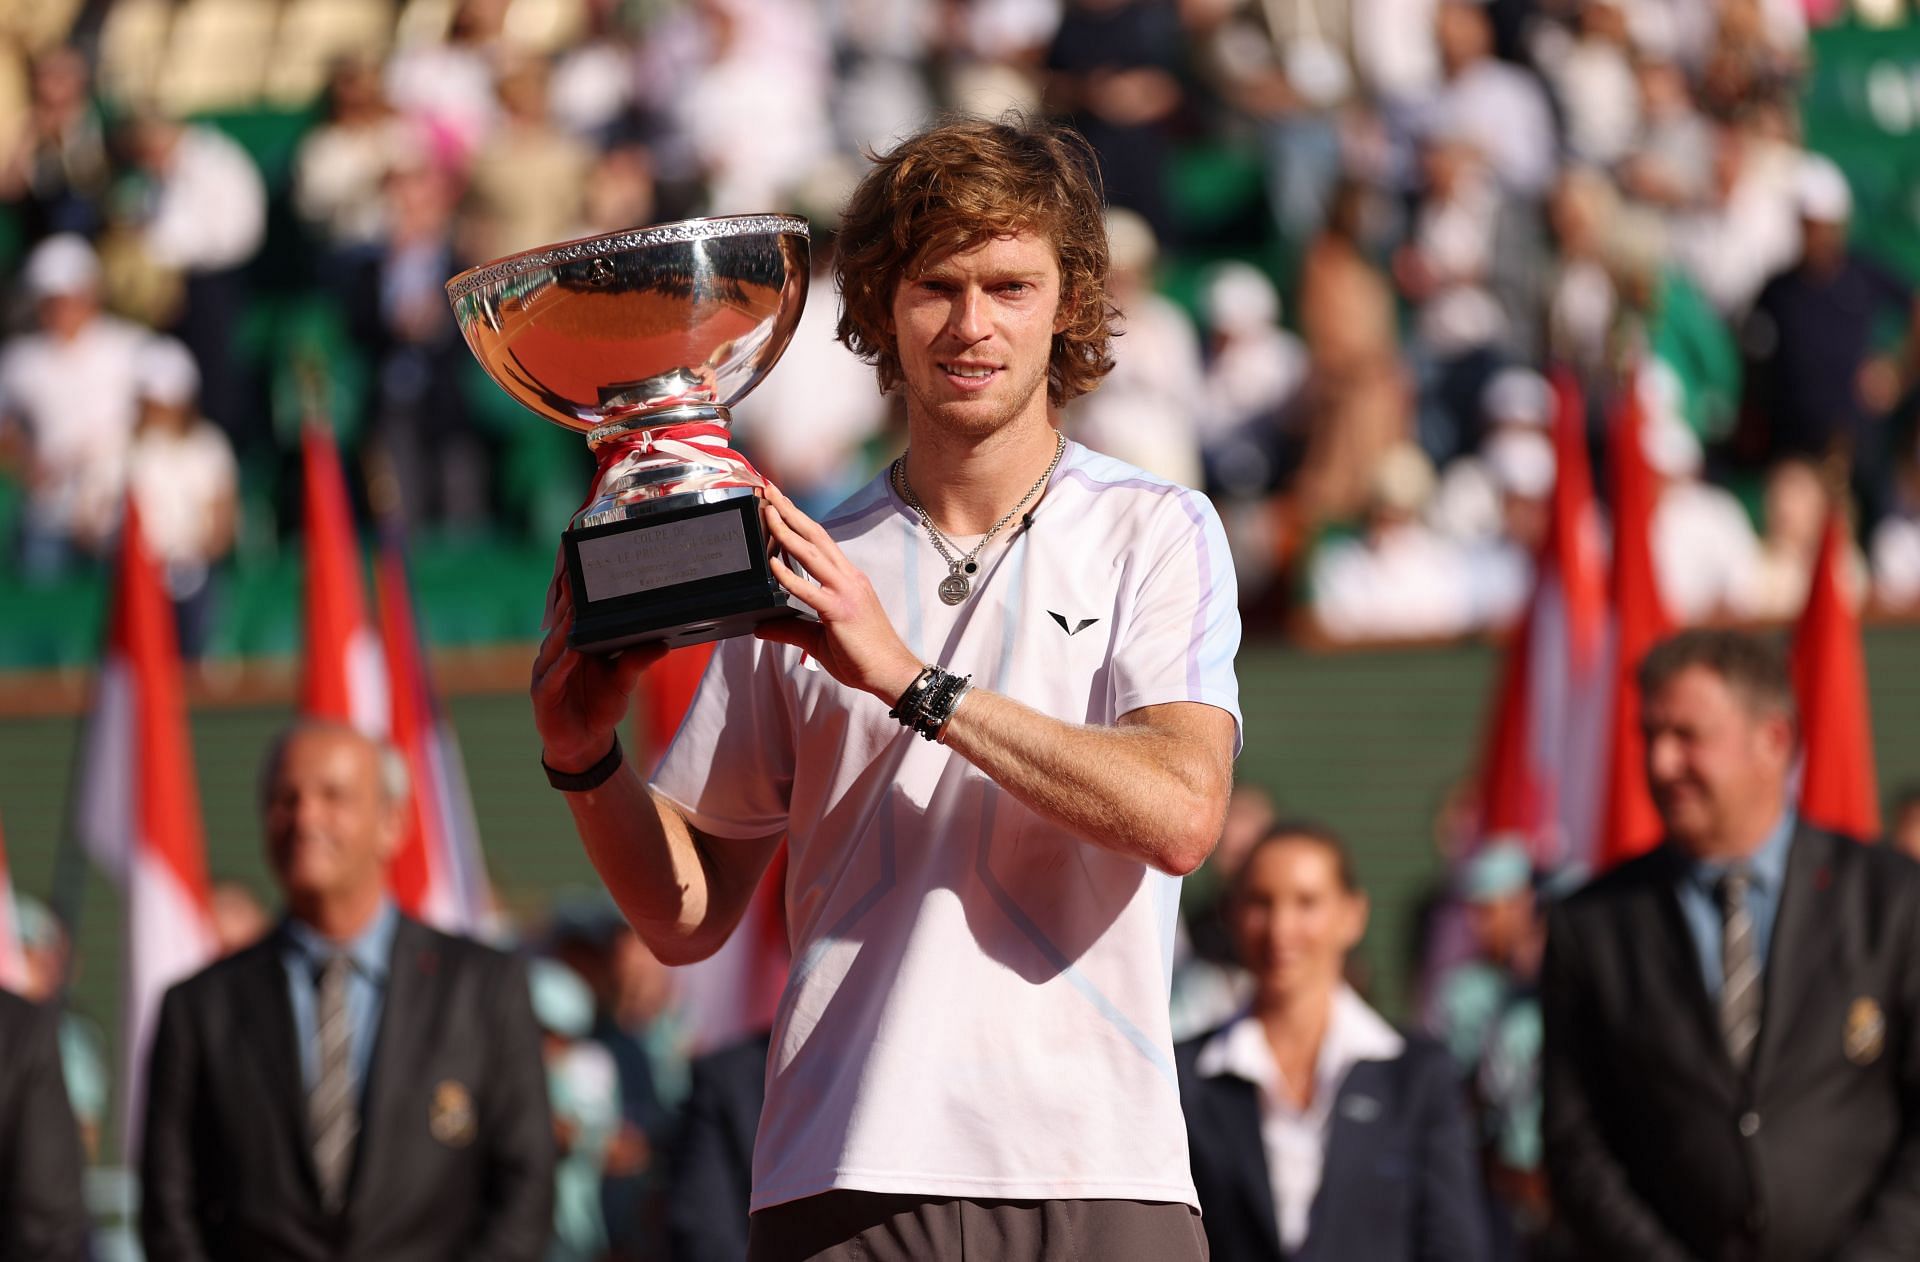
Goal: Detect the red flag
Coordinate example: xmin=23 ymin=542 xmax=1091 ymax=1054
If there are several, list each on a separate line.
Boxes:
xmin=300 ymin=423 xmax=386 ymax=735
xmin=1477 ymin=369 xmax=1611 ymax=870
xmin=74 ymin=497 xmax=218 ymax=1146
xmin=376 ymin=528 xmax=495 ymax=933
xmin=1597 ymin=373 xmax=1677 ymax=869
xmin=0 ymin=812 xmax=28 ymax=994
xmin=1791 ymin=511 xmax=1879 ymax=838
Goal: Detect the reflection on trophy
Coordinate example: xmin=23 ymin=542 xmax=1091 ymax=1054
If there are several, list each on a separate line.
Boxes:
xmin=447 ymin=215 xmax=811 ymax=652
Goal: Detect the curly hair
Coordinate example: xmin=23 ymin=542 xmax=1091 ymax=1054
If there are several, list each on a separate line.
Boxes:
xmin=833 ymin=115 xmax=1116 ymax=407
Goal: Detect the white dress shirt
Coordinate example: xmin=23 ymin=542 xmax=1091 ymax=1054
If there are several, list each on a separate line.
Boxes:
xmin=1195 ymin=986 xmax=1407 ymax=1252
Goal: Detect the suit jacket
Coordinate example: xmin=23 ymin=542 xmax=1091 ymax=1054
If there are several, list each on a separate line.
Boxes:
xmin=1176 ymin=1025 xmax=1488 ymax=1262
xmin=0 ymin=989 xmax=89 ymax=1261
xmin=1543 ymin=825 xmax=1920 ymax=1262
xmin=665 ymin=1029 xmax=770 ymax=1262
xmin=141 ymin=916 xmax=555 ymax=1262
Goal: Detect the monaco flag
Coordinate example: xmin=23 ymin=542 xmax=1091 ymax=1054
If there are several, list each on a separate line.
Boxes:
xmin=375 ymin=527 xmax=495 ymax=933
xmin=301 ymin=421 xmax=387 ymax=736
xmin=1791 ymin=510 xmax=1880 ymax=839
xmin=1476 ymin=368 xmax=1610 ymax=871
xmin=1597 ymin=369 xmax=1677 ymax=870
xmin=0 ymin=812 xmax=30 ymax=994
xmin=74 ymin=497 xmax=218 ymax=1147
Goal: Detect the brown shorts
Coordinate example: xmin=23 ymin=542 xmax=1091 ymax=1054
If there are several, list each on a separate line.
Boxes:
xmin=746 ymin=1191 xmax=1209 ymax=1262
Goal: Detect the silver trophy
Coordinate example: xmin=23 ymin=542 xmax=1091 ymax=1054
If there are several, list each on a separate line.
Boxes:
xmin=447 ymin=215 xmax=811 ymax=652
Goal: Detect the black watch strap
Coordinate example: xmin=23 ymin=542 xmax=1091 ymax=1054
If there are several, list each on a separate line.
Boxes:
xmin=543 ymin=736 xmax=624 ymax=792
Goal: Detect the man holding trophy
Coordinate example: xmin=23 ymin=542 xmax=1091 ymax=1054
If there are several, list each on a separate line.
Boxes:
xmin=503 ymin=117 xmax=1240 ymax=1259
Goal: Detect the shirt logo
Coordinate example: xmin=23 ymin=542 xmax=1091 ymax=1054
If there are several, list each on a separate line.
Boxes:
xmin=1048 ymin=611 xmax=1100 ymax=636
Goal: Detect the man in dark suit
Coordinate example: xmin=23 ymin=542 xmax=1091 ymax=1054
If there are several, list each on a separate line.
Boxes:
xmin=1544 ymin=629 xmax=1920 ymax=1260
xmin=142 ymin=720 xmax=554 ymax=1261
xmin=0 ymin=987 xmax=89 ymax=1259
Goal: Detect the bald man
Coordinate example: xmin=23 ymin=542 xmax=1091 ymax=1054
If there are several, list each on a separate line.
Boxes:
xmin=142 ymin=721 xmax=553 ymax=1262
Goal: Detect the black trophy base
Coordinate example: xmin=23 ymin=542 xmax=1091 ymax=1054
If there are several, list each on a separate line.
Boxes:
xmin=562 ymin=492 xmax=808 ymax=654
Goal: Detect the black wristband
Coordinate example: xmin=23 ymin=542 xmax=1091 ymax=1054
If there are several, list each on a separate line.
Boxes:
xmin=543 ymin=735 xmax=623 ymax=792
xmin=888 ymin=666 xmax=940 ymax=728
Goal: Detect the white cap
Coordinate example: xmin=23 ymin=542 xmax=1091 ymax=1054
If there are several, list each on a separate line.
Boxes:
xmin=1481 ymin=367 xmax=1553 ymax=428
xmin=1795 ymin=153 xmax=1853 ymax=224
xmin=23 ymin=233 xmax=100 ymax=298
xmin=1104 ymin=207 xmax=1158 ymax=276
xmin=135 ymin=336 xmax=201 ymax=407
xmin=1487 ymin=429 xmax=1556 ymax=498
xmin=1202 ymin=261 xmax=1281 ymax=336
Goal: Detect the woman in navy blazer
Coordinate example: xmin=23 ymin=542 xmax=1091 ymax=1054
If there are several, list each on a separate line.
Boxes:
xmin=1176 ymin=821 xmax=1488 ymax=1262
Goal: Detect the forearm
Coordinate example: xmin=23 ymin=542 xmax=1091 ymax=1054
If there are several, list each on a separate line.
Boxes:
xmin=561 ymin=759 xmax=766 ymax=965
xmin=936 ymin=691 xmax=1231 ymax=876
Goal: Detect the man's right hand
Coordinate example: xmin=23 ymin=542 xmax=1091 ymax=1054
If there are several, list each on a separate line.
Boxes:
xmin=531 ymin=561 xmax=666 ymax=772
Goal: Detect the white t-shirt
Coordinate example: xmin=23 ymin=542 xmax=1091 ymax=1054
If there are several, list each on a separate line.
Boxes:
xmin=0 ymin=315 xmax=149 ymax=534
xmin=127 ymin=420 xmax=237 ymax=566
xmin=651 ymin=441 xmax=1242 ymax=1211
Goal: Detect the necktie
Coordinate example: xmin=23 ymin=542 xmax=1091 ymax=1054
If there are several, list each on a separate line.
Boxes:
xmin=1717 ymin=867 xmax=1761 ymax=1073
xmin=310 ymin=955 xmax=359 ymax=1213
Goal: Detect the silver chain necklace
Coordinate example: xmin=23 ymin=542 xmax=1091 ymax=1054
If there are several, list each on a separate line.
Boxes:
xmin=894 ymin=433 xmax=1064 ymax=605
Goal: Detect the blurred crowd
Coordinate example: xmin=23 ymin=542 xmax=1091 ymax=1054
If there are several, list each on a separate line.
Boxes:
xmin=0 ymin=0 xmax=1917 ymax=658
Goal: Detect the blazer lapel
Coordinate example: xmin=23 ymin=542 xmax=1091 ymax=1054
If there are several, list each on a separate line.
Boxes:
xmin=1641 ymin=846 xmax=1737 ymax=1093
xmin=1752 ymin=826 xmax=1839 ymax=1089
xmin=239 ymin=928 xmax=324 ymax=1207
xmin=343 ymin=918 xmax=447 ymax=1220
xmin=1200 ymin=1071 xmax=1284 ymax=1260
xmin=1301 ymin=1063 xmax=1388 ymax=1260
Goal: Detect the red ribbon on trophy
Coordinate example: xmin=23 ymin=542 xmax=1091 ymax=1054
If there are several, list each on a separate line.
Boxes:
xmin=585 ymin=422 xmax=770 ymax=513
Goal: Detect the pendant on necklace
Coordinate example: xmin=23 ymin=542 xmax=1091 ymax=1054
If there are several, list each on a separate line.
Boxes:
xmin=939 ymin=569 xmax=971 ymax=605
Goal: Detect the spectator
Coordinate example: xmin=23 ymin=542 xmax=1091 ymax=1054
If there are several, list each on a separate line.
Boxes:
xmin=1296 ymin=181 xmax=1414 ymax=525
xmin=665 ymin=1029 xmax=771 ymax=1262
xmin=1177 ymin=821 xmax=1489 ymax=1261
xmin=529 ymin=958 xmax=623 ymax=1262
xmin=1044 ymin=0 xmax=1188 ymax=244
xmin=1742 ymin=153 xmax=1920 ymax=527
xmin=1671 ymin=121 xmax=1800 ymax=318
xmin=0 ymin=989 xmax=89 ymax=1262
xmin=384 ymin=0 xmax=507 ymax=166
xmin=1197 ymin=261 xmax=1307 ymax=498
xmin=548 ymin=896 xmax=680 ymax=1261
xmin=121 ymin=113 xmax=267 ymax=449
xmin=1430 ymin=368 xmax=1555 ymax=544
xmin=1643 ymin=384 xmax=1761 ymax=624
xmin=125 ymin=336 xmax=238 ymax=658
xmin=14 ymin=896 xmax=110 ymax=1164
xmin=1428 ymin=0 xmax=1556 ymax=199
xmin=465 ymin=55 xmax=595 ymax=260
xmin=0 ymin=46 xmax=111 ymax=240
xmin=142 ymin=720 xmax=554 ymax=1261
xmin=1544 ymin=629 xmax=1920 ymax=1259
xmin=1310 ymin=443 xmax=1477 ymax=641
xmin=1064 ymin=208 xmax=1205 ymax=488
xmin=1191 ymin=0 xmax=1353 ymax=246
xmin=1538 ymin=0 xmax=1639 ymax=168
xmin=1429 ymin=842 xmax=1550 ymax=1252
xmin=350 ymin=157 xmax=488 ymax=531
xmin=1740 ymin=457 xmax=1836 ymax=620
xmin=293 ymin=55 xmax=420 ymax=269
xmin=0 ymin=234 xmax=146 ymax=579
xmin=1616 ymin=46 xmax=1715 ymax=214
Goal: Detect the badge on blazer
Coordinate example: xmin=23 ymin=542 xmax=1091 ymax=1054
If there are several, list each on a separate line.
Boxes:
xmin=429 ymin=1079 xmax=477 ymax=1147
xmin=1844 ymin=997 xmax=1886 ymax=1066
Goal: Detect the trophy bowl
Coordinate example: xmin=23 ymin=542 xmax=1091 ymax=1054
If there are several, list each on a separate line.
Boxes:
xmin=447 ymin=214 xmax=811 ymax=653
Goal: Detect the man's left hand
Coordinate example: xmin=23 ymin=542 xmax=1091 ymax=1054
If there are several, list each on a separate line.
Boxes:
xmin=755 ymin=484 xmax=922 ymax=703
